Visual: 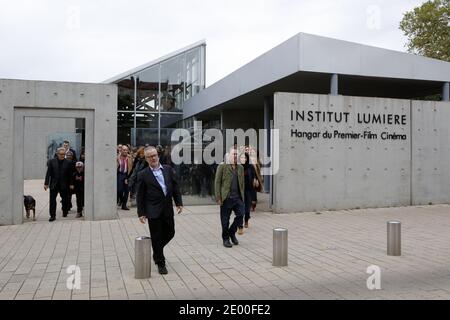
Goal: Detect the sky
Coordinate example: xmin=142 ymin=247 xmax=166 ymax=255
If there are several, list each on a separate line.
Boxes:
xmin=0 ymin=0 xmax=426 ymax=87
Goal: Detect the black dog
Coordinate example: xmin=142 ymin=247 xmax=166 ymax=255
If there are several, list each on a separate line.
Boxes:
xmin=23 ymin=195 xmax=36 ymax=221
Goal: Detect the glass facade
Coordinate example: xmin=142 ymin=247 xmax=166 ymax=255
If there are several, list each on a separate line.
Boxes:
xmin=111 ymin=42 xmax=212 ymax=204
xmin=114 ymin=43 xmax=206 ymax=146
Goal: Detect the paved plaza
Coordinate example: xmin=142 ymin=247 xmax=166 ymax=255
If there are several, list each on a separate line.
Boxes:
xmin=1 ymin=180 xmax=450 ymax=300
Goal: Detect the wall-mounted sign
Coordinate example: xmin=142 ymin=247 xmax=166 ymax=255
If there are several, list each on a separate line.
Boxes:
xmin=289 ymin=109 xmax=408 ymax=141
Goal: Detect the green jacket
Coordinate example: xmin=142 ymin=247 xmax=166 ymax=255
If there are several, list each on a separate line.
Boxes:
xmin=214 ymin=163 xmax=245 ymax=202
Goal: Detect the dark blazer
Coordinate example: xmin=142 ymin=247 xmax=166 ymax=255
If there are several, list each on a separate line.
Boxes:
xmin=136 ymin=165 xmax=182 ymax=219
xmin=44 ymin=158 xmax=74 ymax=190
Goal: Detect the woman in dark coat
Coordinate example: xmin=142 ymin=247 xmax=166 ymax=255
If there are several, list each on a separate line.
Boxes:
xmin=238 ymin=153 xmax=257 ymax=234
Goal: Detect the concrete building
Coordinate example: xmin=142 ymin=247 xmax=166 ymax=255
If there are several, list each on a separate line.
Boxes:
xmin=178 ymin=33 xmax=450 ymax=212
xmin=1 ymin=32 xmax=450 ymax=224
xmin=105 ymin=32 xmax=448 ymax=211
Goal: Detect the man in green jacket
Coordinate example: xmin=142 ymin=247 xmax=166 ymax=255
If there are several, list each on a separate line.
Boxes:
xmin=214 ymin=147 xmax=245 ymax=248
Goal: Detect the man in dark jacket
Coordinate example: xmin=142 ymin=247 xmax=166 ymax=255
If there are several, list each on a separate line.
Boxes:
xmin=214 ymin=147 xmax=245 ymax=248
xmin=63 ymin=140 xmax=77 ymax=161
xmin=137 ymin=146 xmax=183 ymax=275
xmin=44 ymin=147 xmax=74 ymax=221
xmin=53 ymin=140 xmax=77 ymax=161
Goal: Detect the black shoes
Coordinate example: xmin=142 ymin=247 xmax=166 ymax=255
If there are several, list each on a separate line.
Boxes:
xmin=122 ymin=206 xmax=130 ymax=211
xmin=230 ymin=234 xmax=239 ymax=245
xmin=223 ymin=235 xmax=239 ymax=247
xmin=157 ymin=264 xmax=168 ymax=275
xmin=223 ymin=239 xmax=233 ymax=248
xmin=49 ymin=216 xmax=55 ymax=222
xmin=62 ymin=211 xmax=68 ymax=217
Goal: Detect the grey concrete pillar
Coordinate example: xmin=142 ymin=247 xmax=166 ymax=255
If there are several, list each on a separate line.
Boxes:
xmin=443 ymin=82 xmax=449 ymax=101
xmin=273 ymin=228 xmax=288 ymax=266
xmin=135 ymin=236 xmax=152 ymax=278
xmin=264 ymin=96 xmax=272 ymax=195
xmin=330 ymin=73 xmax=338 ymax=95
xmin=387 ymin=221 xmax=401 ymax=256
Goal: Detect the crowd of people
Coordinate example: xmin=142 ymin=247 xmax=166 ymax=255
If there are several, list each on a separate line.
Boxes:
xmin=116 ymin=144 xmax=166 ymax=210
xmin=118 ymin=144 xmax=213 ymax=199
xmin=43 ymin=140 xmax=264 ymax=273
xmin=132 ymin=143 xmax=263 ymax=274
xmin=116 ymin=143 xmax=263 ymax=218
xmin=44 ymin=140 xmax=85 ymax=221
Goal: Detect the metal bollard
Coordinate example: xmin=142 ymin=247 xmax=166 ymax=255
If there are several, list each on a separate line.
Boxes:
xmin=273 ymin=228 xmax=288 ymax=266
xmin=387 ymin=221 xmax=401 ymax=256
xmin=135 ymin=236 xmax=151 ymax=279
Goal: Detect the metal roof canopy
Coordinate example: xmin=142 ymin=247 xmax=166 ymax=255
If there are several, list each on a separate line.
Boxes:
xmin=184 ymin=32 xmax=450 ymax=119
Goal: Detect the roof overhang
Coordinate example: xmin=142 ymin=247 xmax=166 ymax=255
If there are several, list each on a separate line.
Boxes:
xmin=184 ymin=32 xmax=450 ymax=119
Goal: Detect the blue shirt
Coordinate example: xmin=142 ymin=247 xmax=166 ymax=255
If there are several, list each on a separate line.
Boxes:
xmin=150 ymin=164 xmax=167 ymax=196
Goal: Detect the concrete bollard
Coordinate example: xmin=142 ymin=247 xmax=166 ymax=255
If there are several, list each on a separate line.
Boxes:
xmin=273 ymin=228 xmax=288 ymax=266
xmin=387 ymin=221 xmax=401 ymax=256
xmin=135 ymin=236 xmax=151 ymax=279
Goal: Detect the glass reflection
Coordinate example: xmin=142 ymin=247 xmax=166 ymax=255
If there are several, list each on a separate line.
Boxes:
xmin=160 ymin=55 xmax=184 ymax=112
xmin=131 ymin=128 xmax=159 ymax=147
xmin=160 ymin=113 xmax=182 ymax=128
xmin=185 ymin=48 xmax=201 ymax=100
xmin=117 ymin=112 xmax=134 ymax=144
xmin=137 ymin=66 xmax=159 ymax=112
xmin=178 ymin=162 xmax=216 ymax=202
xmin=136 ymin=113 xmax=158 ymax=128
xmin=117 ymin=77 xmax=135 ymax=111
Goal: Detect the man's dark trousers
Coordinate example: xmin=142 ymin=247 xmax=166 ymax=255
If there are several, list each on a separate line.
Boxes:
xmin=137 ymin=165 xmax=183 ymax=267
xmin=117 ymin=172 xmax=129 ymax=206
xmin=220 ymin=197 xmax=244 ymax=240
xmin=76 ymin=190 xmax=84 ymax=213
xmin=49 ymin=184 xmax=69 ymax=218
xmin=148 ymin=214 xmax=175 ymax=266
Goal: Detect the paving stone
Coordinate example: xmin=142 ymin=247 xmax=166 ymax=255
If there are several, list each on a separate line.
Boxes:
xmin=4 ymin=181 xmax=450 ymax=300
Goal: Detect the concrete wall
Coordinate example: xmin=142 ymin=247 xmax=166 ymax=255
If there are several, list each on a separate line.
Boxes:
xmin=0 ymin=79 xmax=117 ymax=225
xmin=412 ymin=100 xmax=450 ymax=205
xmin=24 ymin=117 xmax=76 ymax=179
xmin=274 ymin=93 xmax=411 ymax=213
xmin=274 ymin=92 xmax=450 ymax=213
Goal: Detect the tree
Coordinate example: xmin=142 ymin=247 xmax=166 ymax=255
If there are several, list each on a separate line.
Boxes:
xmin=400 ymin=0 xmax=450 ymax=62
